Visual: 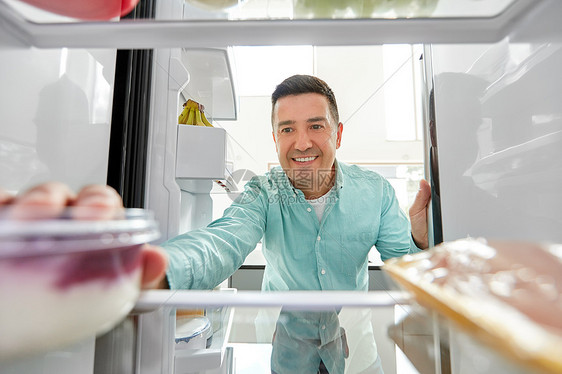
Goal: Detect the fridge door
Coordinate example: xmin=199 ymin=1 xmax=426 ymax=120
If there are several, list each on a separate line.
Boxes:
xmin=430 ymin=40 xmax=562 ymax=242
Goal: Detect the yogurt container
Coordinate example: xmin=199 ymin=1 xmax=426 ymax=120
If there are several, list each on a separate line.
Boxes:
xmin=0 ymin=207 xmax=159 ymax=361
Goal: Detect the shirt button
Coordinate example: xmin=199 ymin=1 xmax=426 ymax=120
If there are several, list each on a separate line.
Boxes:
xmin=317 ymin=236 xmax=321 ymax=241
xmin=321 ymin=325 xmax=326 ymax=330
xmin=307 ymin=207 xmax=312 ymax=212
xmin=321 ymin=269 xmax=326 ymax=275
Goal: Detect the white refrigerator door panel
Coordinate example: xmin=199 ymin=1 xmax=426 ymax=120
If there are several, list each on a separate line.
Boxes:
xmin=0 ymin=47 xmax=116 ymax=193
xmin=432 ymin=41 xmax=562 ymax=242
xmin=145 ymin=0 xmax=186 ymax=242
xmin=145 ymin=47 xmax=184 ymax=242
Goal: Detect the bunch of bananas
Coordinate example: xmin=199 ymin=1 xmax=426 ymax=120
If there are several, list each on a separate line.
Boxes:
xmin=178 ymin=99 xmax=213 ymax=127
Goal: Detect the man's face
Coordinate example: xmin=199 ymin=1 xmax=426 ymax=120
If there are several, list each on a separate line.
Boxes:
xmin=272 ymin=93 xmax=343 ymax=195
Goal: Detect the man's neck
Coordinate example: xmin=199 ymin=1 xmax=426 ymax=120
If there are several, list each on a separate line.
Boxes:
xmin=302 ymin=184 xmax=333 ymax=200
xmin=298 ymin=169 xmax=336 ymax=200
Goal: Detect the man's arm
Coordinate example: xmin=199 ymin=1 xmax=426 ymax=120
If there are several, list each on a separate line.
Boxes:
xmin=163 ymin=178 xmax=267 ymax=290
xmin=409 ymin=179 xmax=431 ymax=250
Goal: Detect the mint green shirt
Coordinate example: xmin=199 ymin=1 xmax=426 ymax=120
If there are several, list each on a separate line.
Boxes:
xmin=164 ymin=161 xmax=420 ymax=291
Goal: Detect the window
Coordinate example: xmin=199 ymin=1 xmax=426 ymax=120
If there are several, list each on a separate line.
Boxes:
xmin=231 ymin=46 xmax=314 ymax=96
xmin=382 ymin=44 xmax=423 ymax=141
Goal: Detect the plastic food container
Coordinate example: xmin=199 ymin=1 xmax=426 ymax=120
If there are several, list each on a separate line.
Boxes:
xmin=175 ymin=316 xmax=213 ymax=349
xmin=384 ymin=238 xmax=562 ymax=374
xmin=0 ymin=207 xmax=159 ymax=361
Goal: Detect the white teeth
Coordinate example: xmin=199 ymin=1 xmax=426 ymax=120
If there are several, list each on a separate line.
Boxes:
xmin=294 ymin=156 xmax=316 ymax=162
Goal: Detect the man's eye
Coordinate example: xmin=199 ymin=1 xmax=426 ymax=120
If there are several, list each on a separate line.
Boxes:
xmin=311 ymin=124 xmax=324 ymax=130
xmin=280 ymin=128 xmax=292 ymax=133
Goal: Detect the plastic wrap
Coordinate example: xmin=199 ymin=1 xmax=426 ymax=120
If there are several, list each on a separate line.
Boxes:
xmin=384 ymin=238 xmax=562 ymax=374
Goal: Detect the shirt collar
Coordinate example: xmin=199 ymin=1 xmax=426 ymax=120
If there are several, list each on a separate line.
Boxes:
xmin=333 ymin=159 xmax=344 ymax=197
xmin=270 ymin=167 xmax=296 ymax=195
xmin=334 ymin=159 xmax=344 ymax=190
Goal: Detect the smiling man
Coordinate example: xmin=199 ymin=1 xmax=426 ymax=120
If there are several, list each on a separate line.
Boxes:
xmin=162 ymin=75 xmax=431 ymax=373
xmin=165 ymin=75 xmax=430 ymax=293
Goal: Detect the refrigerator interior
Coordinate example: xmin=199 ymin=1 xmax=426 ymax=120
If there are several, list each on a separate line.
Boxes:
xmin=1 ymin=0 xmax=562 ymax=374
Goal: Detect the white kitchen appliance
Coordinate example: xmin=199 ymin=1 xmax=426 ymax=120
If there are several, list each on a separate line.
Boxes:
xmin=1 ymin=0 xmax=562 ymax=373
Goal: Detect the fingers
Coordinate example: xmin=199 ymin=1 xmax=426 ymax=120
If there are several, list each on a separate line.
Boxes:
xmin=11 ymin=182 xmax=76 ymax=219
xmin=73 ymin=185 xmax=124 ymax=220
xmin=6 ymin=183 xmax=124 ymax=220
xmin=139 ymin=244 xmax=169 ymax=289
xmin=75 ymin=185 xmax=123 ymax=208
xmin=409 ymin=179 xmax=431 ymax=216
xmin=0 ymin=188 xmax=14 ymax=205
xmin=16 ymin=181 xmax=76 ymax=205
xmin=420 ymin=178 xmax=431 ymax=193
xmin=409 ymin=179 xmax=431 ymax=249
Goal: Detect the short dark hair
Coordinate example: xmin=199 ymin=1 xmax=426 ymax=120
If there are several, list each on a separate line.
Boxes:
xmin=271 ymin=75 xmax=339 ymax=126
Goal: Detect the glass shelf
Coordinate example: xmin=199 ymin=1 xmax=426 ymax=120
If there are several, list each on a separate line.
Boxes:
xmin=5 ymin=0 xmax=519 ymax=23
xmin=0 ymin=0 xmax=546 ymax=48
xmin=130 ymin=289 xmax=548 ymax=374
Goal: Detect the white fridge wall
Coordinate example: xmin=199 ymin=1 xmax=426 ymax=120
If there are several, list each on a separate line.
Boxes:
xmin=0 ymin=46 xmax=116 ymax=192
xmin=432 ymin=41 xmax=562 ymax=242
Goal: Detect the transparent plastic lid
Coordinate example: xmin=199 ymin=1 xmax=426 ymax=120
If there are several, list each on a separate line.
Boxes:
xmin=0 ymin=207 xmax=160 ymax=258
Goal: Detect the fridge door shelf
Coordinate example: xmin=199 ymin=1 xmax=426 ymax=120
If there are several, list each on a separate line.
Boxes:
xmin=176 ymin=125 xmax=227 ymax=181
xmin=174 ymin=306 xmax=235 ymax=374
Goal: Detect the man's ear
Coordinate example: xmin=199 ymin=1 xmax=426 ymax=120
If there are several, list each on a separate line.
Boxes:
xmin=336 ymin=122 xmax=343 ymax=149
xmin=272 ymin=131 xmax=278 ymax=151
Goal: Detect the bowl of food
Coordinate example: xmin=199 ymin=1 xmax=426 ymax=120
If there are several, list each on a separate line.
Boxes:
xmin=0 ymin=207 xmax=159 ymax=361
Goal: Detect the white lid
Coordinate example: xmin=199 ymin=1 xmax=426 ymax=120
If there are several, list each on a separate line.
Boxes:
xmin=175 ymin=316 xmax=212 ymax=343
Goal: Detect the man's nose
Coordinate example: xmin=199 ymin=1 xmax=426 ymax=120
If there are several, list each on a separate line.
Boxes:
xmin=294 ymin=130 xmax=313 ymax=151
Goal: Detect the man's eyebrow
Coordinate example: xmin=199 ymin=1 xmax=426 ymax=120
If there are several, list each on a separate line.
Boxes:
xmin=277 ymin=120 xmax=295 ymax=127
xmin=277 ymin=117 xmax=327 ymax=127
xmin=307 ymin=116 xmax=328 ymax=123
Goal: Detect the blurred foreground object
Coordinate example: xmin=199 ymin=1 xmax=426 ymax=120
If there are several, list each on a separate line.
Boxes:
xmin=0 ymin=207 xmax=159 ymax=361
xmin=16 ymin=0 xmax=140 ymax=20
xmin=385 ymin=238 xmax=562 ymax=374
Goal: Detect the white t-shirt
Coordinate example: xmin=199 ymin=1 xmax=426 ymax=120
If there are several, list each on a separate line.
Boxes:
xmin=307 ymin=188 xmax=334 ymax=222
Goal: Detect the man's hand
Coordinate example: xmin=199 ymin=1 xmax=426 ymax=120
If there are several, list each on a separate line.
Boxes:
xmin=409 ymin=179 xmax=431 ymax=249
xmin=140 ymin=243 xmax=169 ymax=289
xmin=1 ymin=182 xmax=168 ymax=289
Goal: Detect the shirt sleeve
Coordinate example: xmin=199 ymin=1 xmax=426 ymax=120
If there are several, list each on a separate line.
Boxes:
xmin=163 ymin=177 xmax=268 ymax=290
xmin=375 ymin=179 xmax=418 ymax=261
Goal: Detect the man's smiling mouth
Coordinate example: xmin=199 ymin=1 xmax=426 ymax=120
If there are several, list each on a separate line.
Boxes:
xmin=293 ymin=156 xmax=318 ymax=162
